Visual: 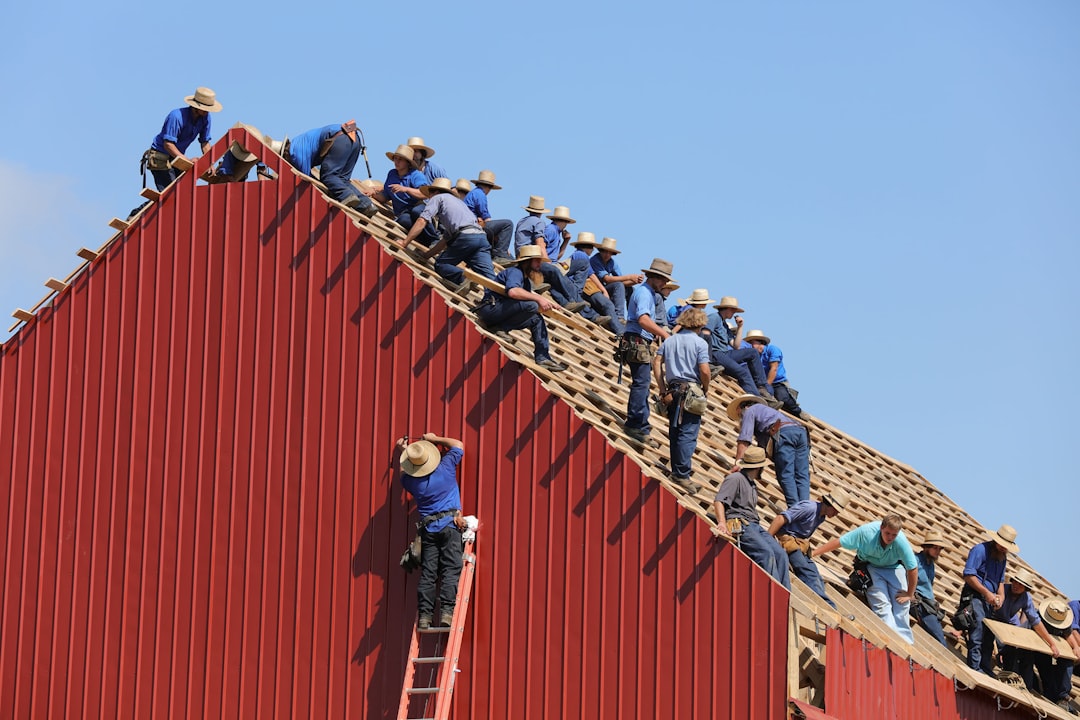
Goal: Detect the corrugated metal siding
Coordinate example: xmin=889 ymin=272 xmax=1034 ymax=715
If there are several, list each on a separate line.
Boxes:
xmin=1 ymin=128 xmax=786 ymax=718
xmin=823 ymin=628 xmax=1030 ymax=720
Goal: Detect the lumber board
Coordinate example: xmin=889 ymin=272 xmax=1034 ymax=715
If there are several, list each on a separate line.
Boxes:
xmin=984 ymin=619 xmax=1077 ymax=660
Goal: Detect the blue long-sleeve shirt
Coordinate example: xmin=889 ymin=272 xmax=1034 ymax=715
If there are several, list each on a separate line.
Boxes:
xmin=151 ymin=107 xmax=211 ymax=155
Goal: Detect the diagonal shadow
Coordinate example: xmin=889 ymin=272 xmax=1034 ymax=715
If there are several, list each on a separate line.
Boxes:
xmin=675 ymin=535 xmax=725 ymax=603
xmin=410 ymin=314 xmax=464 ymax=375
xmin=641 ymin=507 xmax=696 ymax=575
xmin=463 ymin=359 xmax=524 ymax=431
xmin=571 ymin=452 xmax=626 ymax=517
xmin=290 ymin=211 xmax=333 ymax=270
xmin=504 ymin=395 xmax=559 ymax=461
xmin=260 ymin=186 xmax=301 ymax=246
xmin=320 ymin=232 xmax=367 ymax=296
xmin=605 ymin=481 xmax=660 ymax=546
xmin=438 ymin=332 xmax=483 ymax=396
xmin=538 ymin=423 xmax=591 ymax=489
xmin=351 ymin=263 xmax=424 ymax=329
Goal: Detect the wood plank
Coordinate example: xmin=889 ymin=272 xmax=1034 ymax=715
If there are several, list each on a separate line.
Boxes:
xmin=984 ymin=619 xmax=1077 ymax=660
xmin=139 ymin=187 xmax=162 ymax=201
xmin=169 ymin=155 xmax=194 ymax=171
xmin=108 ymin=217 xmax=130 ymax=232
xmin=45 ymin=278 xmax=68 ymax=293
xmin=12 ymin=308 xmax=35 ymax=323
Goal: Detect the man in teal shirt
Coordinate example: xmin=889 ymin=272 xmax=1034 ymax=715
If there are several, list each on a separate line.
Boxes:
xmin=813 ymin=515 xmax=919 ymax=643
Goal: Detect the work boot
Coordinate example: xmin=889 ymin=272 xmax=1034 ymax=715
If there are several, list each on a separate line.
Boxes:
xmin=758 ymin=387 xmax=783 ymax=409
xmin=671 ymin=475 xmax=695 ymax=489
xmin=562 ymin=301 xmax=587 ymax=313
xmin=623 ymin=425 xmax=648 ymax=445
xmin=592 ymin=315 xmax=613 ymax=329
xmin=493 ymin=255 xmax=515 ymax=266
xmin=533 ymin=282 xmax=551 ymax=294
xmin=537 ymin=358 xmax=568 ymax=372
xmin=438 ymin=609 xmax=455 ymax=627
xmin=441 ymin=277 xmax=472 ymax=296
xmin=418 ymin=613 xmax=433 ymax=630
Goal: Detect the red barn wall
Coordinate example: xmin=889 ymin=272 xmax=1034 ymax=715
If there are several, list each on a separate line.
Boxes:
xmin=0 ymin=130 xmax=786 ymax=719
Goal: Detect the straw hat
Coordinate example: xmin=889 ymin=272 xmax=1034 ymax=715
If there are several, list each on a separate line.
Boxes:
xmin=509 ymin=245 xmax=544 ymax=264
xmin=713 ymin=296 xmax=745 ymax=312
xmin=596 ymin=237 xmax=621 ymax=254
xmin=744 ymin=329 xmax=771 ymax=345
xmin=473 ymin=169 xmax=502 ymax=189
xmin=641 ymin=258 xmax=674 ymax=281
xmin=424 ymin=177 xmax=453 ymax=195
xmin=386 ymin=144 xmax=417 ymax=165
xmin=1010 ymin=568 xmax=1037 ymax=592
xmin=918 ymin=531 xmax=947 ymax=549
xmin=572 ymin=231 xmax=597 ymax=248
xmin=522 ymin=195 xmax=550 ymax=214
xmin=684 ymin=289 xmax=715 ymax=306
xmin=454 ymin=178 xmax=473 ymax=195
xmin=740 ymin=446 xmax=768 ymax=469
xmin=406 ymin=136 xmax=435 ymax=157
xmin=400 ymin=440 xmax=441 ymax=477
xmin=184 ymin=87 xmax=222 ymax=112
xmin=986 ymin=524 xmax=1019 ymax=554
xmin=662 ymin=281 xmax=681 ymax=293
xmin=228 ymin=141 xmax=257 ymax=163
xmin=1039 ymin=599 xmax=1074 ymax=631
xmin=822 ymin=488 xmax=850 ymax=511
xmin=264 ymin=134 xmax=290 ymax=157
xmin=726 ymin=394 xmax=764 ymax=421
xmin=547 ymin=206 xmax=576 ymax=224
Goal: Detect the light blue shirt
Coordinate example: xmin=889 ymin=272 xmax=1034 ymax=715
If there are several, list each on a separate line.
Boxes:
xmin=590 ymin=254 xmax=621 ymax=281
xmin=838 ymin=520 xmax=918 ymax=571
xmin=994 ymin=584 xmax=1041 ymax=628
xmin=514 ymin=214 xmax=546 ymax=255
xmin=779 ymin=500 xmax=827 ymax=539
xmin=419 ymin=193 xmax=482 ymax=234
xmin=657 ymin=330 xmax=709 ymax=384
xmin=543 ymin=223 xmax=565 ymax=259
xmin=915 ymin=550 xmax=937 ymax=599
xmin=625 ymin=283 xmax=659 ymax=340
xmin=705 ymin=312 xmax=737 ymax=357
xmin=418 ymin=160 xmax=447 ymax=183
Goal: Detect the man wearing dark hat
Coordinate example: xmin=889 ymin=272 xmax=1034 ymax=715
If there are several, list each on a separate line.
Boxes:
xmin=726 ymin=394 xmax=811 ymax=508
xmin=621 ymin=259 xmax=675 ymax=444
xmin=402 ymin=177 xmax=496 ymax=290
xmin=910 ymin=531 xmax=950 ymax=646
xmin=653 ymin=307 xmax=711 ymax=485
xmin=704 ymin=297 xmax=777 ymax=404
xmin=395 ymin=433 xmax=467 ymax=629
xmin=960 ymin=524 xmax=1018 ymax=673
xmin=462 ymin=170 xmax=514 ymax=265
xmin=143 ymin=86 xmax=223 ymax=191
xmin=767 ymin=489 xmax=850 ymax=607
xmin=474 ymin=245 xmax=567 ymax=372
xmin=285 ymin=121 xmax=376 ymax=215
xmin=711 ymin=446 xmax=791 ymax=589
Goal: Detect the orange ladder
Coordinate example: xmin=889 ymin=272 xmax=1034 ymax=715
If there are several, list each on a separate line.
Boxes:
xmin=396 ymin=539 xmax=476 ymax=720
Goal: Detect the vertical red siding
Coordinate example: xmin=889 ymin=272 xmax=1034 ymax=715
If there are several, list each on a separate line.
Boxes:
xmin=1 ymin=128 xmax=786 ymax=718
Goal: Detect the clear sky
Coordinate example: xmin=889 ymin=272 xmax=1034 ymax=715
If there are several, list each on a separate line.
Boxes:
xmin=2 ymin=2 xmax=1077 ymax=598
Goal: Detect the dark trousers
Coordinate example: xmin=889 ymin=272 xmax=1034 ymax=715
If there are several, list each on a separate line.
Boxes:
xmin=712 ymin=347 xmax=769 ymax=395
xmin=667 ymin=407 xmax=701 ymax=479
xmin=625 ymin=359 xmax=652 ymax=432
xmin=484 ymin=219 xmax=514 ymax=259
xmin=150 ymin=166 xmax=181 ymax=192
xmin=912 ymin=597 xmax=948 ymax=646
xmin=436 ymin=232 xmax=495 ymax=283
xmin=966 ymin=594 xmax=996 ymax=673
xmin=417 ymin=525 xmax=464 ymax=616
xmin=477 ymin=299 xmax=552 ymax=361
xmin=773 ymin=381 xmax=803 ymax=416
xmin=397 ymin=204 xmax=441 ymax=247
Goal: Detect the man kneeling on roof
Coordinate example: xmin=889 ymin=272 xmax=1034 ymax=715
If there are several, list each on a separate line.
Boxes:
xmin=653 ymin=307 xmax=710 ymax=488
xmin=402 ymin=177 xmax=496 ymax=294
xmin=284 ymin=121 xmax=377 ymax=216
xmin=767 ymin=488 xmax=850 ymax=608
xmin=711 ymin=446 xmax=791 ymax=589
xmin=474 ymin=245 xmax=567 ymax=372
xmin=396 ymin=433 xmax=468 ymax=630
xmin=727 ymin=394 xmax=811 ymax=508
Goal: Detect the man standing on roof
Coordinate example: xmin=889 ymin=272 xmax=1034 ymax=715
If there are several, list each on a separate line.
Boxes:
xmin=705 ymin=297 xmax=778 ymax=405
xmin=142 ymin=86 xmax=223 ymax=191
xmin=960 ymin=524 xmax=1018 ymax=673
xmin=369 ymin=145 xmax=441 ymax=246
xmin=407 ymin=137 xmax=448 ymax=183
xmin=563 ymin=232 xmax=619 ymax=332
xmin=653 ymin=307 xmax=710 ymax=486
xmin=744 ymin=330 xmax=804 ymax=418
xmin=590 ymin=238 xmax=643 ymax=324
xmin=712 ymin=447 xmax=792 ymax=589
xmin=401 ymin=177 xmax=496 ymax=292
xmin=910 ymin=531 xmax=951 ymax=646
xmin=620 ymin=259 xmax=675 ymax=445
xmin=285 ymin=121 xmax=377 ymax=216
xmin=463 ymin=170 xmax=514 ymax=265
xmin=812 ymin=514 xmax=919 ymax=644
xmin=726 ymin=394 xmax=811 ymax=508
xmin=474 ymin=245 xmax=567 ymax=372
xmin=396 ymin=433 xmax=468 ymax=630
xmin=767 ymin=489 xmax=850 ymax=607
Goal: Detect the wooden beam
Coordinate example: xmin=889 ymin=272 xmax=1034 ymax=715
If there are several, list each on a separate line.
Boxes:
xmin=169 ymin=156 xmax=194 ymax=171
xmin=12 ymin=308 xmax=35 ymax=323
xmin=108 ymin=218 xmax=130 ymax=232
xmin=45 ymin=278 xmax=68 ymax=293
xmin=77 ymin=248 xmax=100 ymax=261
xmin=139 ymin=187 xmax=161 ymax=201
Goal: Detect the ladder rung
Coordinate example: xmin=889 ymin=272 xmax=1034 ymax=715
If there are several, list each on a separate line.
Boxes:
xmin=418 ymin=627 xmax=451 ymax=634
xmin=412 ymin=656 xmax=445 ymax=664
xmin=406 ymin=687 xmax=440 ymax=695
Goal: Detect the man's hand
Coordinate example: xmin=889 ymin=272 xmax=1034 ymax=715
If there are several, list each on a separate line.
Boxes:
xmin=389 ymin=183 xmax=406 ymax=193
xmin=734 ymin=315 xmax=744 ymax=329
xmin=711 ymin=526 xmax=734 ymax=541
xmin=896 ymin=590 xmax=914 ymax=604
xmin=454 ymin=514 xmax=467 ymax=530
xmin=537 ymin=297 xmax=558 ymax=312
xmin=421 ymin=432 xmax=438 ymax=443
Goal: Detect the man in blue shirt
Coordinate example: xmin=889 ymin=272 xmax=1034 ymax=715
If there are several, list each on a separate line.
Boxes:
xmin=727 ymin=394 xmax=811 ymax=508
xmin=704 ymin=297 xmax=777 ymax=405
xmin=543 ymin=206 xmax=575 ymax=261
xmin=961 ymin=525 xmax=1018 ymax=673
xmin=813 ymin=515 xmax=919 ymax=643
xmin=463 ymin=170 xmax=514 ymax=265
xmin=653 ymin=307 xmax=710 ymax=485
xmin=589 ymin=238 xmax=643 ymax=323
xmin=1026 ymin=599 xmax=1078 ymax=707
xmin=397 ymin=432 xmax=468 ymax=629
xmin=767 ymin=489 xmax=850 ymax=607
xmin=655 ymin=282 xmax=679 ymax=330
xmin=563 ymin=233 xmax=619 ymax=332
xmin=402 ymin=178 xmax=496 ymax=290
xmin=711 ymin=446 xmax=791 ymax=589
xmin=992 ymin=570 xmax=1061 ymax=678
xmin=371 ymin=145 xmax=440 ymax=246
xmin=286 ymin=121 xmax=376 ymax=216
xmin=621 ymin=259 xmax=675 ymax=444
xmin=144 ymin=86 xmax=222 ymax=191
xmin=910 ymin=531 xmax=950 ymax=646
xmin=512 ymin=197 xmax=591 ymax=315
xmin=406 ymin=136 xmax=447 ymax=183
xmin=744 ymin=329 xmax=804 ymax=418
xmin=475 ymin=246 xmax=567 ymax=372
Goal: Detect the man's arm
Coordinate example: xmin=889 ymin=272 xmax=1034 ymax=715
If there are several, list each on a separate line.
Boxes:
xmin=811 ymin=537 xmax=842 ymax=558
xmin=507 ymin=285 xmax=558 ymax=311
xmin=767 ymin=514 xmax=786 ymax=537
xmin=1033 ymin=622 xmax=1061 ymax=658
xmin=637 ymin=313 xmax=669 ymax=341
xmin=897 ymin=567 xmax=918 ymax=604
xmin=731 ymin=315 xmax=745 ymax=349
xmin=963 ymin=574 xmax=1002 ymax=610
xmin=421 ymin=432 xmax=463 ymax=450
xmin=711 ymin=501 xmax=733 ymax=540
xmin=733 ymin=439 xmax=751 ymax=466
xmin=698 ymin=362 xmax=710 ymax=395
xmin=652 ymin=354 xmax=665 ymax=395
xmin=402 ymin=217 xmax=430 ymax=251
xmin=765 ymin=361 xmax=778 ymax=385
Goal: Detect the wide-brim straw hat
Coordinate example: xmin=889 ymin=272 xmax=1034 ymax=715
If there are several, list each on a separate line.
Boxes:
xmin=508 ymin=245 xmax=544 ymax=264
xmin=596 ymin=237 xmax=621 ymax=254
xmin=641 ymin=258 xmax=674 ymax=281
xmin=264 ymin=133 xmax=290 ymax=157
xmin=713 ymin=296 xmax=745 ymax=312
xmin=726 ymin=394 xmax=764 ymax=421
xmin=822 ymin=488 xmax=850 ymax=511
xmin=1010 ymin=568 xmax=1037 ymax=592
xmin=522 ymin=195 xmax=550 ymax=213
xmin=1039 ymin=599 xmax=1074 ymax=631
xmin=740 ymin=446 xmax=768 ymax=469
xmin=386 ymin=144 xmax=417 ymax=165
xmin=228 ymin=141 xmax=257 ymax=163
xmin=406 ymin=136 xmax=435 ymax=157
xmin=547 ymin=206 xmax=576 ymax=224
xmin=663 ymin=281 xmax=680 ymax=293
xmin=685 ymin=288 xmax=715 ymax=306
xmin=572 ymin=231 xmax=597 ymax=248
xmin=473 ymin=169 xmax=501 ymax=189
xmin=184 ymin=86 xmax=222 ymax=112
xmin=986 ymin=524 xmax=1019 ymax=554
xmin=918 ymin=531 xmax=947 ymax=549
xmin=400 ymin=440 xmax=441 ymax=477
xmin=424 ymin=177 xmax=454 ymax=195
xmin=454 ymin=178 xmax=473 ymax=195
xmin=744 ymin=329 xmax=771 ymax=345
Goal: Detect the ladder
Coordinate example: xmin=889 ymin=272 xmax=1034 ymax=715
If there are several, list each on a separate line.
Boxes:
xmin=397 ymin=539 xmax=477 ymax=720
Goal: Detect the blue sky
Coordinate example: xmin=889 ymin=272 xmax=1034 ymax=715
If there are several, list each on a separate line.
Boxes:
xmin=2 ymin=2 xmax=1077 ymax=598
